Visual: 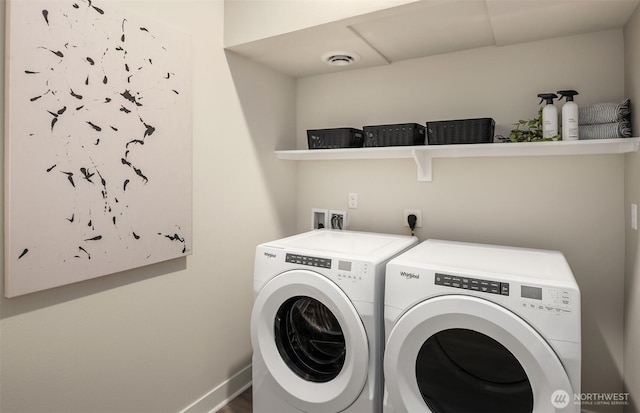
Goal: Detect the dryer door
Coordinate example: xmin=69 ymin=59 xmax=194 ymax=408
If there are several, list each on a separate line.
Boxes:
xmin=251 ymin=269 xmax=369 ymax=413
xmin=384 ymin=295 xmax=577 ymax=413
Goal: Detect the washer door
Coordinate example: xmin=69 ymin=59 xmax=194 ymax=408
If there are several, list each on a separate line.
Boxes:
xmin=384 ymin=295 xmax=577 ymax=413
xmin=251 ymin=269 xmax=369 ymax=413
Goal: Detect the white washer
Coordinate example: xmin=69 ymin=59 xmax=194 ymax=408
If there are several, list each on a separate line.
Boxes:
xmin=383 ymin=239 xmax=581 ymax=413
xmin=251 ymin=230 xmax=418 ymax=413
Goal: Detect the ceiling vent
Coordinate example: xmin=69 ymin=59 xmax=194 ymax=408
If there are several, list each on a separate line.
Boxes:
xmin=322 ymin=51 xmax=360 ymax=66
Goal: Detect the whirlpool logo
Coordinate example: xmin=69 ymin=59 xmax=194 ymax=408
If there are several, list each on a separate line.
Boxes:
xmin=263 ymin=252 xmax=277 ymax=259
xmin=400 ymin=271 xmax=420 ymax=280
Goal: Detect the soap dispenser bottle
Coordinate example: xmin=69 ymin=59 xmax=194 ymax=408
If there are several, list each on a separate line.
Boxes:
xmin=557 ymin=90 xmax=579 ymax=141
xmin=538 ymin=93 xmax=559 ymax=140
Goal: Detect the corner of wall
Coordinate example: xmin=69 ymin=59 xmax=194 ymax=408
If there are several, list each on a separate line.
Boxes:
xmin=623 ymin=3 xmax=640 ymax=411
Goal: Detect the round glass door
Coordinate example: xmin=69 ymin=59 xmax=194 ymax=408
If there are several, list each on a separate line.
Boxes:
xmin=251 ymin=269 xmax=369 ymax=413
xmin=275 ymin=296 xmax=346 ymax=383
xmin=416 ymin=328 xmax=533 ymax=412
xmin=384 ymin=295 xmax=575 ymax=413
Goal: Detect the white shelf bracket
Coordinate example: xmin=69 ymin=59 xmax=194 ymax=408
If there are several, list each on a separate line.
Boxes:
xmin=411 ymin=149 xmax=433 ymax=182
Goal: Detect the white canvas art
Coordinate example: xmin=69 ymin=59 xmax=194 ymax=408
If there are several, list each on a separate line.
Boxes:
xmin=4 ymin=0 xmax=193 ymax=297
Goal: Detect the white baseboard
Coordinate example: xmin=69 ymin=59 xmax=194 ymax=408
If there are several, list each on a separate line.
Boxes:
xmin=179 ymin=364 xmax=252 ymax=413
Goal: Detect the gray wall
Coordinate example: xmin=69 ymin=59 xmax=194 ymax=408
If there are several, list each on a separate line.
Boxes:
xmin=0 ymin=2 xmax=297 ymax=412
xmin=624 ymin=4 xmax=640 ymax=412
xmin=296 ymin=30 xmax=627 ymax=412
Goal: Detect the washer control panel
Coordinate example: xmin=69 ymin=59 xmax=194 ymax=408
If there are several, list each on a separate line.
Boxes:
xmin=435 ymin=273 xmax=509 ymax=296
xmin=285 ymin=253 xmax=331 ymax=269
xmin=520 ymin=285 xmax=573 ymax=315
xmin=285 ymin=253 xmax=366 ymax=283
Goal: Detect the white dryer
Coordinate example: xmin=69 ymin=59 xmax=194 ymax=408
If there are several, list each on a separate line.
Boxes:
xmin=252 ymin=230 xmax=418 ymax=413
xmin=383 ymin=239 xmax=581 ymax=413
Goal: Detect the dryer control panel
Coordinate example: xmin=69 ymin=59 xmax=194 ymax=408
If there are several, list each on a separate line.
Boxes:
xmin=520 ymin=285 xmax=573 ymax=315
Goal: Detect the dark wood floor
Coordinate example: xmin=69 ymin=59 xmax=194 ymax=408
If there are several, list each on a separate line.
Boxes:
xmin=216 ymin=387 xmax=252 ymax=413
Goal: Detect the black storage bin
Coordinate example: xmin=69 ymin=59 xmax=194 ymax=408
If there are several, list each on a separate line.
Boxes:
xmin=426 ymin=118 xmax=495 ymax=145
xmin=307 ymin=128 xmax=364 ymax=149
xmin=363 ymin=123 xmax=426 ymax=147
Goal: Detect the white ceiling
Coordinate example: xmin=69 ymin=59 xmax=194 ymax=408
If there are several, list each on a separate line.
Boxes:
xmin=226 ymin=0 xmax=640 ymax=78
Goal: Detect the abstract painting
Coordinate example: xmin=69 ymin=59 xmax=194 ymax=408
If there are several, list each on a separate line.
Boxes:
xmin=4 ymin=0 xmax=193 ymax=297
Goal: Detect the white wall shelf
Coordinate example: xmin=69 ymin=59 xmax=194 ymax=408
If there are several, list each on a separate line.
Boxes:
xmin=276 ymin=138 xmax=640 ymax=182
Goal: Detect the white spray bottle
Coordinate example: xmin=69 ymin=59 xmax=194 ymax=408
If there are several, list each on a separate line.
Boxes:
xmin=557 ymin=90 xmax=579 ymax=141
xmin=538 ymin=93 xmax=559 ymax=140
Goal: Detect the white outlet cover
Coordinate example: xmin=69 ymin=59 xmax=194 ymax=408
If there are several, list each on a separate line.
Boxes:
xmin=348 ymin=192 xmax=357 ymax=209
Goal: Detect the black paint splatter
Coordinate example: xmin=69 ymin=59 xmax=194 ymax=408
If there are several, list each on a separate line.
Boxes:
xmin=46 ymin=164 xmax=57 ymax=172
xmin=61 ymin=171 xmax=75 ymax=187
xmin=133 ymin=167 xmax=148 ymax=183
xmin=67 ymin=213 xmax=75 ymax=223
xmin=120 ymin=90 xmax=142 ymax=106
xmin=141 ymin=121 xmax=155 ymax=138
xmin=126 ymin=139 xmax=144 ymax=148
xmin=163 ymin=233 xmax=187 ymax=253
xmin=45 ymin=48 xmax=64 ymax=58
xmin=165 ymin=233 xmax=184 ymax=242
xmin=87 ymin=57 xmax=95 ymax=65
xmin=133 ymin=232 xmax=140 ymax=239
xmin=97 ymin=170 xmax=106 ymax=187
xmin=123 ymin=179 xmax=130 ymax=191
xmin=86 ymin=121 xmax=101 ymax=131
xmin=80 ymin=167 xmax=95 ymax=183
xmin=70 ymin=89 xmax=83 ymax=99
xmin=84 ymin=235 xmax=102 ymax=241
xmin=18 ymin=249 xmax=29 ymax=260
xmin=77 ymin=246 xmax=91 ymax=259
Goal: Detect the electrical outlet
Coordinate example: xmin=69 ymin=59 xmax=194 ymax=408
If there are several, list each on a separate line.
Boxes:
xmin=348 ymin=192 xmax=358 ymax=209
xmin=312 ymin=208 xmax=328 ymax=230
xmin=403 ymin=209 xmax=422 ymax=228
xmin=329 ymin=210 xmax=347 ymax=230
